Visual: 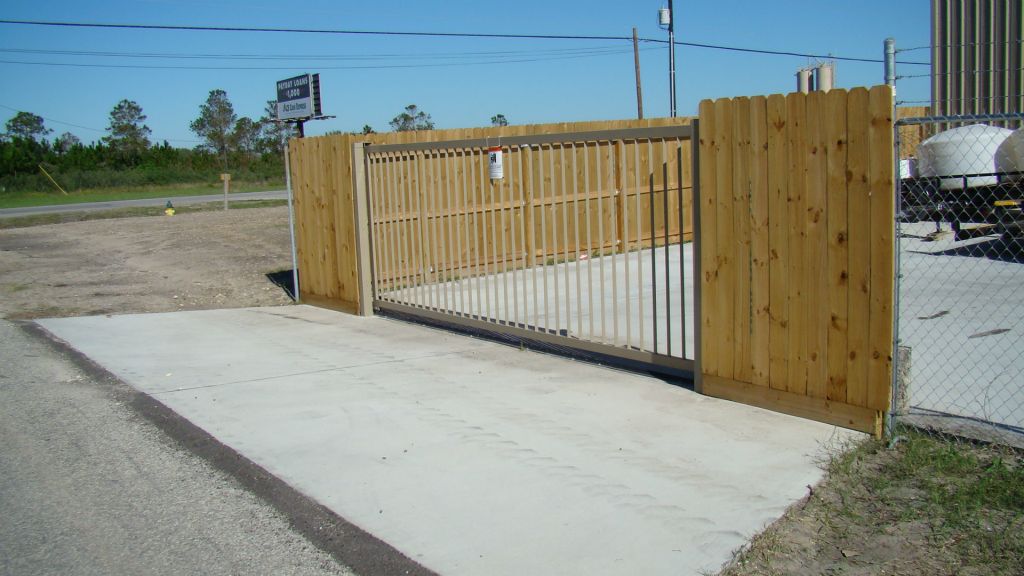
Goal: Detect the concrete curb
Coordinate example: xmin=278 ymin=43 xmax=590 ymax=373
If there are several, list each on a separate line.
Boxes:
xmin=19 ymin=321 xmax=438 ymax=576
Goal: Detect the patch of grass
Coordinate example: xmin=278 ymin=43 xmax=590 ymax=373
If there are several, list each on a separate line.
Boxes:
xmin=718 ymin=430 xmax=1024 ymax=576
xmin=0 ymin=199 xmax=288 ymax=229
xmin=873 ymin=430 xmax=1024 ymax=566
xmin=0 ymin=180 xmax=284 ymax=209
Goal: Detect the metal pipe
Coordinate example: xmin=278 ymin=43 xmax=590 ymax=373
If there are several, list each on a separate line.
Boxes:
xmin=884 ymin=37 xmax=896 ymax=88
xmin=668 ymin=0 xmax=677 ymax=117
xmin=282 ymin=131 xmax=300 ymax=302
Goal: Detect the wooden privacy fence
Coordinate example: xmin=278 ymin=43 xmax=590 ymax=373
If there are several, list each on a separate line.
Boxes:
xmin=362 ymin=133 xmax=692 ymax=291
xmin=697 ymin=85 xmax=895 ymax=435
xmin=289 ymin=117 xmax=694 ymax=312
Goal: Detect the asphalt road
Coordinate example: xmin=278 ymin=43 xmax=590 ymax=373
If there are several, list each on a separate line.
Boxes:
xmin=0 ymin=190 xmax=288 ymax=219
xmin=0 ymin=319 xmax=353 ymax=576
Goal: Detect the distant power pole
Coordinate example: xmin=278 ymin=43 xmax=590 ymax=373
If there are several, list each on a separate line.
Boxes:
xmin=668 ymin=0 xmax=677 ymax=117
xmin=633 ymin=27 xmax=644 ymax=119
xmin=658 ymin=1 xmax=678 ymax=117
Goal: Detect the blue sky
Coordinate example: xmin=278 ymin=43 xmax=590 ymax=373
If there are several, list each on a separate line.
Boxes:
xmin=0 ymin=1 xmax=932 ymax=145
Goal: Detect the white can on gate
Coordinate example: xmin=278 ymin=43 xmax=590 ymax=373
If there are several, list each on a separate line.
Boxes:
xmin=488 ymin=146 xmax=503 ymax=180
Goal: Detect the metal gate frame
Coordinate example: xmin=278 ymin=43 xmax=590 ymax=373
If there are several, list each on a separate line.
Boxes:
xmin=351 ymin=125 xmax=702 ymax=382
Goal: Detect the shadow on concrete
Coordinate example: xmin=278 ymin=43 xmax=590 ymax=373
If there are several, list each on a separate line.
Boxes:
xmin=923 ymin=235 xmax=1024 ymax=264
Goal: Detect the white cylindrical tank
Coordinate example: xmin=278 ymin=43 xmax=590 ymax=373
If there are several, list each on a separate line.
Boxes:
xmin=916 ymin=124 xmax=1015 ymax=189
xmin=995 ymin=127 xmax=1024 ymax=179
xmin=815 ymin=63 xmax=834 ymax=92
xmin=796 ymin=69 xmax=813 ymax=94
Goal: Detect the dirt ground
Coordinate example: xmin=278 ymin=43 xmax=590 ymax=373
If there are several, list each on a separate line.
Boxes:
xmin=2 ymin=208 xmax=1020 ymax=576
xmin=0 ymin=207 xmax=294 ymax=320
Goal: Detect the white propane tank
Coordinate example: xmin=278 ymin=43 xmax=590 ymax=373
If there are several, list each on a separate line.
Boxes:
xmin=995 ymin=127 xmax=1024 ymax=180
xmin=916 ymin=124 xmax=1015 ymax=190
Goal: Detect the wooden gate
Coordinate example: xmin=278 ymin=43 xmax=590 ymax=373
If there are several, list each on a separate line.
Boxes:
xmin=696 ymin=85 xmax=895 ymax=435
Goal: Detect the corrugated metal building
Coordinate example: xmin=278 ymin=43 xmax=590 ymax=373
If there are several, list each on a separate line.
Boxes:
xmin=931 ymin=0 xmax=1023 ymax=118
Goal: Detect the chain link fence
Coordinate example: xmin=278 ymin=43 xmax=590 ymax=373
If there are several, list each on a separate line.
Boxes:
xmin=893 ymin=112 xmax=1024 ymax=447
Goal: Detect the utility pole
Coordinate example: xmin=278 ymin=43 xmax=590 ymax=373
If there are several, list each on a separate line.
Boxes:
xmin=668 ymin=0 xmax=677 ymax=117
xmin=633 ymin=27 xmax=644 ymax=119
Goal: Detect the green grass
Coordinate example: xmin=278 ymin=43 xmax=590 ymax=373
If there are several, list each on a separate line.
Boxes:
xmin=0 ymin=199 xmax=288 ymax=229
xmin=719 ymin=430 xmax=1024 ymax=576
xmin=874 ymin=430 xmax=1024 ymax=564
xmin=0 ymin=180 xmax=285 ymax=209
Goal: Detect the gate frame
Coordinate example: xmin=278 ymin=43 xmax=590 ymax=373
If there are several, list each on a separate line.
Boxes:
xmin=350 ymin=125 xmax=702 ymax=381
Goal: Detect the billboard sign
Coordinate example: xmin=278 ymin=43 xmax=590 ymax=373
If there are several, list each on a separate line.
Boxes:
xmin=276 ymin=73 xmax=322 ymax=120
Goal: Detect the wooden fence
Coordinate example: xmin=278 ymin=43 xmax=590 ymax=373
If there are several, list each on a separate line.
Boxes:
xmin=289 ymin=117 xmax=693 ymax=312
xmin=697 ymin=85 xmax=895 ymax=435
xmin=363 ymin=134 xmax=692 ymax=292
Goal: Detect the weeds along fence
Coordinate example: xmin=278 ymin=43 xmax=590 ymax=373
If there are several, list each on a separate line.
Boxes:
xmin=288 ymin=117 xmax=693 ymax=312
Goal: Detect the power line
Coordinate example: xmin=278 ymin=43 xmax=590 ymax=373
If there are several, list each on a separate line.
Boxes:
xmin=0 ymin=19 xmax=635 ymax=42
xmin=0 ymin=19 xmax=929 ymax=66
xmin=0 ymin=102 xmax=105 ymax=133
xmin=673 ymin=39 xmax=928 ymax=66
xmin=0 ymin=45 xmax=638 ymax=61
xmin=0 ymin=48 xmax=658 ymax=71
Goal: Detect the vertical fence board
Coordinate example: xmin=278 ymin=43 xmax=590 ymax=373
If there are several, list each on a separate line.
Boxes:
xmin=785 ymin=93 xmax=808 ymax=396
xmin=732 ymin=97 xmax=753 ymax=383
xmin=766 ymin=94 xmax=790 ymax=392
xmin=749 ymin=96 xmax=771 ymax=387
xmin=698 ymin=100 xmax=720 ymax=377
xmin=825 ymin=91 xmax=850 ymax=403
xmin=868 ymin=85 xmax=895 ymax=413
xmin=845 ymin=88 xmax=872 ymax=409
xmin=713 ymin=98 xmax=736 ymax=380
xmin=804 ymin=91 xmax=829 ymax=400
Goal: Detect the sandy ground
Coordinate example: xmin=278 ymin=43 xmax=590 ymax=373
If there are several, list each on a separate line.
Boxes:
xmin=0 ymin=207 xmax=359 ymax=576
xmin=0 ymin=207 xmax=294 ymax=320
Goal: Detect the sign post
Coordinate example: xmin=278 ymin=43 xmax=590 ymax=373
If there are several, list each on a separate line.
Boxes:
xmin=220 ymin=173 xmax=231 ymax=210
xmin=273 ymin=72 xmax=331 ymax=303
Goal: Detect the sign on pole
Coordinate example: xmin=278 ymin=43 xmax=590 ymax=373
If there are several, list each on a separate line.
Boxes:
xmin=276 ymin=73 xmax=322 ymax=120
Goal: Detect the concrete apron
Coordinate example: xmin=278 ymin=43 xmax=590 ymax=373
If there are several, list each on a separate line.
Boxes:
xmin=38 ymin=306 xmax=855 ymax=576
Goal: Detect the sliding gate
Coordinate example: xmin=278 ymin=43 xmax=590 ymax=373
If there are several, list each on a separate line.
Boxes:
xmin=355 ymin=125 xmax=699 ymax=376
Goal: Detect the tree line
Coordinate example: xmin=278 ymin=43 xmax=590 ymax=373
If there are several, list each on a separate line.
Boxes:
xmin=1 ymin=92 xmax=508 ymax=194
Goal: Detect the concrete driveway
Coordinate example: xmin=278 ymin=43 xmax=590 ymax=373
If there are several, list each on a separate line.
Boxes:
xmin=38 ymin=305 xmax=852 ymax=576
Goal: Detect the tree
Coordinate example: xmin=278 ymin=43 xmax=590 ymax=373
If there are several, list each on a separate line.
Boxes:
xmin=54 ymin=132 xmax=81 ymax=155
xmin=232 ymin=117 xmax=262 ymax=161
xmin=4 ymin=111 xmax=51 ymax=142
xmin=361 ymin=125 xmax=375 ymax=135
xmin=257 ymin=100 xmax=296 ymax=155
xmin=103 ymin=99 xmax=151 ymax=163
xmin=389 ymin=105 xmax=434 ymax=132
xmin=190 ymin=89 xmax=237 ymax=165
xmin=490 ymin=114 xmax=508 ymax=127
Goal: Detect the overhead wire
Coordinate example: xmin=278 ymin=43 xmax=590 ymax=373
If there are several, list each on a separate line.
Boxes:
xmin=0 ymin=45 xmax=639 ymax=61
xmin=0 ymin=19 xmax=930 ymax=66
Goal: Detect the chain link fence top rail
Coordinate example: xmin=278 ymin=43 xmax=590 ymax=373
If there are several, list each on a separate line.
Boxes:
xmin=894 ymin=112 xmax=1024 ymax=448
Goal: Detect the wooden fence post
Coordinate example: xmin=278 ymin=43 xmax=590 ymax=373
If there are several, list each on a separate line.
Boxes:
xmin=351 ymin=142 xmax=374 ymax=316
